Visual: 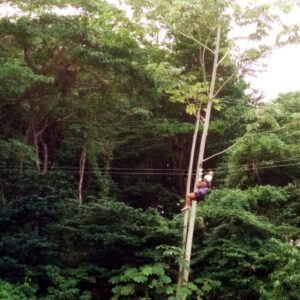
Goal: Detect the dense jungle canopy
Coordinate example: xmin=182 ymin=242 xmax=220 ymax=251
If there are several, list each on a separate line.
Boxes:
xmin=0 ymin=0 xmax=299 ymax=299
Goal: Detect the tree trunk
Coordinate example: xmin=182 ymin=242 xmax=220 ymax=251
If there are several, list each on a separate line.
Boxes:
xmin=33 ymin=131 xmax=49 ymax=174
xmin=252 ymin=159 xmax=261 ymax=183
xmin=41 ymin=138 xmax=48 ymax=174
xmin=181 ymin=24 xmax=221 ymax=295
xmin=78 ymin=147 xmax=87 ymax=204
xmin=178 ymin=106 xmax=201 ymax=287
xmin=33 ymin=132 xmax=41 ymax=173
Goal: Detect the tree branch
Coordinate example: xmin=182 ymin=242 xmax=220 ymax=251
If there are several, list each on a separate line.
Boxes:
xmin=200 ymin=28 xmax=214 ymax=96
xmin=203 ymin=126 xmax=286 ymax=162
xmin=36 ymin=113 xmax=74 ymax=137
xmin=203 ymin=136 xmax=244 ymax=162
xmin=217 ymin=48 xmax=230 ymax=67
xmin=177 ymin=29 xmax=215 ymax=55
xmin=213 ymin=71 xmax=237 ymax=98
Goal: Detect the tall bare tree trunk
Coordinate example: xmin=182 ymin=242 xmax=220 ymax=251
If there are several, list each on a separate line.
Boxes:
xmin=181 ymin=24 xmax=221 ymax=297
xmin=186 ymin=106 xmax=202 ymax=203
xmin=178 ymin=106 xmax=201 ymax=287
xmin=78 ymin=147 xmax=87 ymax=204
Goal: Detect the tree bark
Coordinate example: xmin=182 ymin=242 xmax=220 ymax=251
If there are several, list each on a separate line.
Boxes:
xmin=78 ymin=147 xmax=87 ymax=204
xmin=252 ymin=159 xmax=262 ymax=183
xmin=33 ymin=132 xmax=41 ymax=173
xmin=181 ymin=24 xmax=221 ymax=295
xmin=178 ymin=106 xmax=201 ymax=287
xmin=40 ymin=138 xmax=48 ymax=174
xmin=33 ymin=130 xmax=49 ymax=174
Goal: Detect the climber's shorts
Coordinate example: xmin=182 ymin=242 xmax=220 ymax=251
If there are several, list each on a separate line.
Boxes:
xmin=195 ymin=192 xmax=205 ymax=201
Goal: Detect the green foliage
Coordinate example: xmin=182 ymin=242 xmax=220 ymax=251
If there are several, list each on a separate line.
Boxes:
xmin=41 ymin=265 xmax=92 ymax=300
xmin=188 ymin=184 xmax=300 ymax=299
xmin=110 ymin=245 xmax=201 ymax=299
xmin=0 ymin=139 xmax=36 ymax=169
xmin=0 ymin=1 xmax=299 ymax=299
xmin=258 ymin=239 xmax=300 ymax=300
xmin=0 ymin=168 xmax=181 ymax=298
xmin=223 ymin=92 xmax=300 ymax=187
xmin=0 ymin=57 xmax=53 ymax=101
xmin=0 ymin=278 xmax=37 ymax=300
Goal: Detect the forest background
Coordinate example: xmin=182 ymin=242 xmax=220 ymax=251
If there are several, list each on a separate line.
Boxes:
xmin=0 ymin=0 xmax=299 ymax=299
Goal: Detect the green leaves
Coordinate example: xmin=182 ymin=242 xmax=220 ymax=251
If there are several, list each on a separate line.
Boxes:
xmin=110 ymin=261 xmax=201 ymax=298
xmin=112 ymin=284 xmax=135 ymax=296
xmin=222 ymin=92 xmax=300 ymax=187
xmin=110 ymin=263 xmax=170 ymax=296
xmin=258 ymin=238 xmax=300 ymax=300
xmin=0 ymin=278 xmax=37 ymax=300
xmin=0 ymin=1 xmax=299 ymax=300
xmin=141 ymin=265 xmax=154 ymax=276
xmin=147 ymin=61 xmax=211 ymax=119
xmin=0 ymin=57 xmax=53 ymax=101
xmin=0 ymin=139 xmax=36 ymax=169
xmin=188 ymin=183 xmax=300 ymax=299
xmin=246 ymin=48 xmax=260 ymax=60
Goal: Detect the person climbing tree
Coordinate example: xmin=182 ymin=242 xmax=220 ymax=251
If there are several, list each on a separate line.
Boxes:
xmin=181 ymin=172 xmax=213 ymax=211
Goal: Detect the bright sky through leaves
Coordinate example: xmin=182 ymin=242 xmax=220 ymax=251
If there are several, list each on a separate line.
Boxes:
xmin=106 ymin=0 xmax=300 ymax=102
xmin=1 ymin=0 xmax=299 ymax=102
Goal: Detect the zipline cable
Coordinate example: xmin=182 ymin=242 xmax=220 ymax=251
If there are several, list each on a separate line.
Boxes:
xmin=1 ymin=161 xmax=299 ymax=175
xmin=1 ymin=157 xmax=299 ymax=172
